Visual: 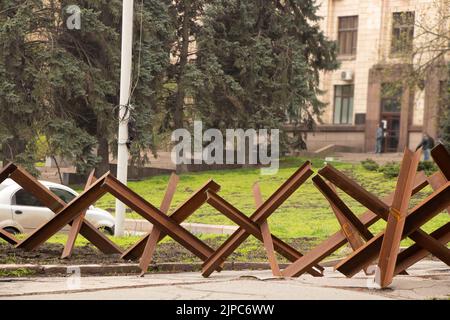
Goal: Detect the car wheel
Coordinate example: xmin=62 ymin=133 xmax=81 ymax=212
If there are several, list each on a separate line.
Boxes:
xmin=98 ymin=226 xmax=114 ymax=236
xmin=3 ymin=227 xmax=20 ymax=235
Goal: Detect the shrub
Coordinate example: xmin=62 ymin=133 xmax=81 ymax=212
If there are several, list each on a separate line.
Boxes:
xmin=379 ymin=162 xmax=400 ymax=178
xmin=361 ymin=159 xmax=379 ymax=171
xmin=418 ymin=161 xmax=438 ymax=175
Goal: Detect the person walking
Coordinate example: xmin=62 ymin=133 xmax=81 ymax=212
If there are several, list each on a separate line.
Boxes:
xmin=375 ymin=122 xmax=384 ymax=154
xmin=416 ymin=133 xmax=435 ymax=161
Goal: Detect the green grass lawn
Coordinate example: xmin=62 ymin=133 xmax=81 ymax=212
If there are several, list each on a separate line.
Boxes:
xmin=3 ymin=156 xmax=447 ymax=266
xmin=73 ymin=156 xmax=449 ymax=247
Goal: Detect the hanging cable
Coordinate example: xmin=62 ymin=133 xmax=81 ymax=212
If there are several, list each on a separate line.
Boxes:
xmin=129 ymin=0 xmax=145 ymax=104
xmin=113 ymin=0 xmax=144 ymax=125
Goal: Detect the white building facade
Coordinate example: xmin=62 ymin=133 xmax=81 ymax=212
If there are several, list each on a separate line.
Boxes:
xmin=299 ymin=0 xmax=449 ymax=152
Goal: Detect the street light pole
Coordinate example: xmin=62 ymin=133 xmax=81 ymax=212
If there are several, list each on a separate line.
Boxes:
xmin=115 ymin=0 xmax=134 ymax=237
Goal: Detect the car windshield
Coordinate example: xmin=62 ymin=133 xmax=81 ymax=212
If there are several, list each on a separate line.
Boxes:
xmin=49 ymin=188 xmax=76 ymax=204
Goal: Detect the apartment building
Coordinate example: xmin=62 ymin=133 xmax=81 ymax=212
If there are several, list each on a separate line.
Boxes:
xmin=300 ymin=0 xmax=449 ymax=153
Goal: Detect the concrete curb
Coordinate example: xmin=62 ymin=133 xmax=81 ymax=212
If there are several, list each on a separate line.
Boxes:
xmin=0 ymin=260 xmax=341 ymax=277
xmin=124 ymin=219 xmax=238 ymax=235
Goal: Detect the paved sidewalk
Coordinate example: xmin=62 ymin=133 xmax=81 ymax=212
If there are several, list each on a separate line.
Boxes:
xmin=0 ymin=261 xmax=448 ymax=300
xmin=124 ymin=219 xmax=238 ymax=235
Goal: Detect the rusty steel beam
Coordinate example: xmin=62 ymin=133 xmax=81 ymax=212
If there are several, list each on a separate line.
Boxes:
xmin=431 ymin=144 xmax=450 ymax=180
xmin=252 ymin=183 xmax=281 ymax=276
xmin=428 ymin=171 xmax=449 ymax=192
xmin=18 ymin=169 xmax=215 ymax=261
xmin=201 ymin=162 xmax=318 ymax=277
xmin=281 ymin=172 xmax=429 ymax=277
xmin=322 ymin=182 xmax=367 ymax=250
xmin=407 ymin=229 xmax=450 ymax=264
xmin=121 ymin=179 xmax=221 ymax=261
xmin=260 ymin=222 xmax=281 ymax=276
xmin=248 ymin=162 xmax=313 ymax=224
xmin=335 ymin=181 xmax=450 ymax=277
xmin=61 ymin=170 xmax=97 ymax=259
xmin=320 ymin=181 xmax=374 ymax=275
xmin=319 ymin=165 xmax=390 ymax=216
xmin=312 ymin=176 xmax=374 ymax=241
xmin=318 ymin=165 xmax=445 ymax=264
xmin=0 ymin=162 xmax=18 ymax=183
xmin=139 ymin=173 xmax=180 ymax=275
xmin=0 ymin=229 xmax=18 ymax=245
xmin=377 ymin=148 xmax=422 ymax=288
xmin=10 ymin=168 xmax=122 ymax=254
xmin=427 ymin=171 xmax=450 ymax=215
xmin=77 ymin=219 xmax=123 ymax=254
xmin=206 ymin=190 xmax=323 ymax=277
xmin=103 ymin=174 xmax=217 ymax=261
xmin=392 ymin=144 xmax=450 ymax=275
xmin=17 ymin=173 xmax=111 ymax=250
xmin=10 ymin=168 xmax=66 ymax=211
xmin=394 ymin=222 xmax=450 ymax=276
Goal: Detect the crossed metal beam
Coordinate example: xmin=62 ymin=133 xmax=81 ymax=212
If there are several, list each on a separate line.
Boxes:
xmin=312 ymin=177 xmax=375 ymax=275
xmin=203 ymin=162 xmax=324 ymax=278
xmin=334 ymin=180 xmax=450 ymax=279
xmin=313 ymin=146 xmax=450 ymax=287
xmin=0 ymin=163 xmax=121 ymax=255
xmin=62 ymin=170 xmax=97 ymax=259
xmin=120 ymin=178 xmax=218 ymax=260
xmin=16 ymin=171 xmax=226 ymax=268
xmin=252 ymin=182 xmax=282 ymax=276
xmin=2 ymin=144 xmax=449 ymax=284
xmin=136 ymin=173 xmax=179 ymax=275
xmin=120 ymin=176 xmax=226 ymax=275
xmin=376 ymin=148 xmax=422 ymax=287
xmin=280 ymin=170 xmax=430 ymax=278
xmin=0 ymin=229 xmax=17 ymax=245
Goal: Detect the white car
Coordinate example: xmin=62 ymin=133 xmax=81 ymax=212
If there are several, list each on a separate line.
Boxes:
xmin=0 ymin=179 xmax=115 ymax=235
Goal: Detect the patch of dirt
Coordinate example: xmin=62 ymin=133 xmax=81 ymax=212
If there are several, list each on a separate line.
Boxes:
xmin=0 ymin=243 xmax=125 ymax=265
xmin=0 ymin=236 xmax=319 ymax=265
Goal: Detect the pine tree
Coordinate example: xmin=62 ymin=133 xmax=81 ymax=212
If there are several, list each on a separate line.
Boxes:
xmin=194 ymin=0 xmax=338 ymax=148
xmin=45 ymin=0 xmax=122 ymax=174
xmin=0 ymin=0 xmax=174 ymax=175
xmin=52 ymin=0 xmax=174 ymax=174
xmin=0 ymin=0 xmax=52 ymax=174
xmin=160 ymin=0 xmax=205 ymax=130
xmin=124 ymin=0 xmax=175 ymax=170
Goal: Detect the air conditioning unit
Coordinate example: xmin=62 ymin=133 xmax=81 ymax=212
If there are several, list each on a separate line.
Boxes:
xmin=341 ymin=70 xmax=354 ymax=82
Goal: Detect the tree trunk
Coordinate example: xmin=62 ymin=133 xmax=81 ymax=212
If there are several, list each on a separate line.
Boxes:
xmin=96 ymin=132 xmax=110 ymax=176
xmin=173 ymin=0 xmax=191 ymax=129
xmin=3 ymin=137 xmax=26 ymax=162
xmin=51 ymin=155 xmax=64 ymax=184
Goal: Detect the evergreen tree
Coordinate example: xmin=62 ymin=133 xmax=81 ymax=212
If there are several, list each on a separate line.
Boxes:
xmin=0 ymin=0 xmax=52 ymax=174
xmin=123 ymin=0 xmax=175 ymax=170
xmin=46 ymin=0 xmax=122 ymax=174
xmin=195 ymin=0 xmax=338 ymax=148
xmin=0 ymin=0 xmax=340 ymax=174
xmin=0 ymin=0 xmax=174 ymax=175
xmin=53 ymin=0 xmax=174 ymax=174
xmin=160 ymin=0 xmax=205 ymax=131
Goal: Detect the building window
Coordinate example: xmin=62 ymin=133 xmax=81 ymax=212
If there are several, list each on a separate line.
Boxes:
xmin=334 ymin=85 xmax=354 ymax=124
xmin=391 ymin=12 xmax=415 ymax=54
xmin=338 ymin=16 xmax=358 ymax=56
